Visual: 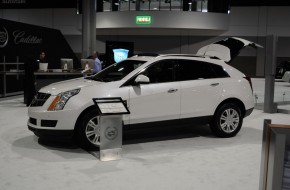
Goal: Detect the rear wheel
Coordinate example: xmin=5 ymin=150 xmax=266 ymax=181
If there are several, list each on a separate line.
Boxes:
xmin=210 ymin=103 xmax=243 ymax=138
xmin=76 ymin=109 xmax=100 ymax=150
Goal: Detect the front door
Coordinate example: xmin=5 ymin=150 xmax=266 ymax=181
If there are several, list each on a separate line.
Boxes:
xmin=128 ymin=59 xmax=180 ymax=125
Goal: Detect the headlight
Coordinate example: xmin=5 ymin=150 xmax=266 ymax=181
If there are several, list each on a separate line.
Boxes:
xmin=48 ymin=89 xmax=80 ymax=111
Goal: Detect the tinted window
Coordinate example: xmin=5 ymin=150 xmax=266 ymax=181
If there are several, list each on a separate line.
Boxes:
xmin=142 ymin=60 xmax=176 ymax=83
xmin=209 ymin=63 xmax=230 ymax=78
xmin=215 ymin=38 xmax=245 ymax=60
xmin=177 ymin=60 xmax=216 ymax=81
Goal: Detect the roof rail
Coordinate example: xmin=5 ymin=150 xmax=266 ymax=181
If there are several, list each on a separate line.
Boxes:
xmin=158 ymin=54 xmax=221 ymax=60
xmin=134 ymin=53 xmax=160 ymax=57
xmin=158 ymin=54 xmax=202 ymax=58
xmin=132 ymin=53 xmax=221 ymax=60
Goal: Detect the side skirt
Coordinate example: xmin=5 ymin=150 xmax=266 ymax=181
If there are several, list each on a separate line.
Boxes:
xmin=125 ymin=116 xmax=213 ymax=130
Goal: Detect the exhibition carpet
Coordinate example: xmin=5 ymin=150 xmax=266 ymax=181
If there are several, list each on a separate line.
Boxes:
xmin=0 ymin=79 xmax=289 ymax=190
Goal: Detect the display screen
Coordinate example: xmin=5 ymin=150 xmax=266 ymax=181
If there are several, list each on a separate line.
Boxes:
xmin=60 ymin=58 xmax=73 ymax=70
xmin=113 ymin=48 xmax=129 ymax=63
xmin=106 ymin=41 xmax=134 ymax=66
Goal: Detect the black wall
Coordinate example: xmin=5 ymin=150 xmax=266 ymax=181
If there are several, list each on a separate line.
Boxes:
xmin=0 ymin=18 xmax=80 ymax=69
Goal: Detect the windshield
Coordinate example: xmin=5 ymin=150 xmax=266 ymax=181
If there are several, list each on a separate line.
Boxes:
xmin=90 ymin=60 xmax=146 ymax=82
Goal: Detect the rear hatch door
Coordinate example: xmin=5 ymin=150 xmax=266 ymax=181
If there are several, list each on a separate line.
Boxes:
xmin=197 ymin=37 xmax=263 ymax=63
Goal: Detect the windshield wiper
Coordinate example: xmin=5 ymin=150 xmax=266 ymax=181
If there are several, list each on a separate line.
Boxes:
xmin=84 ymin=76 xmax=103 ymax=81
xmin=92 ymin=77 xmax=104 ymax=82
xmin=84 ymin=76 xmax=92 ymax=80
xmin=85 ymin=75 xmax=115 ymax=82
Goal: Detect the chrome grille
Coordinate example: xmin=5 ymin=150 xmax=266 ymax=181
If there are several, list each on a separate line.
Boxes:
xmin=30 ymin=92 xmax=51 ymax=107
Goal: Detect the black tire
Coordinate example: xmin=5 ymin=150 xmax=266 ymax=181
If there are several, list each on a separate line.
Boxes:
xmin=210 ymin=103 xmax=243 ymax=138
xmin=75 ymin=109 xmax=100 ymax=150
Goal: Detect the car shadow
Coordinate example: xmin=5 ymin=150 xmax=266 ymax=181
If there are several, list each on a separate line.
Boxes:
xmin=11 ymin=135 xmax=94 ymax=162
xmin=37 ymin=138 xmax=79 ymax=150
xmin=10 ymin=123 xmax=263 ymax=162
xmin=123 ymin=124 xmax=214 ymax=145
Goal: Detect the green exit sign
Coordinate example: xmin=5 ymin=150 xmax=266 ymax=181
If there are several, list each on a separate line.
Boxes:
xmin=136 ymin=16 xmax=152 ymax=25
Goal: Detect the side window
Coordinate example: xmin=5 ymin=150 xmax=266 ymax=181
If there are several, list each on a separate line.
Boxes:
xmin=209 ymin=63 xmax=230 ymax=78
xmin=177 ymin=60 xmax=216 ymax=81
xmin=142 ymin=60 xmax=176 ymax=83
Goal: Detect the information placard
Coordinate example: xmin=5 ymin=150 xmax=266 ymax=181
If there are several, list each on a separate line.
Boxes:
xmin=92 ymin=97 xmax=130 ymax=115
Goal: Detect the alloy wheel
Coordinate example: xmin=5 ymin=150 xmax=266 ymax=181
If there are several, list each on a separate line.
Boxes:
xmin=219 ymin=108 xmax=240 ymax=133
xmin=85 ymin=116 xmax=100 ymax=146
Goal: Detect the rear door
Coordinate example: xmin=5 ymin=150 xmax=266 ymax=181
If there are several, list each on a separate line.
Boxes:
xmin=177 ymin=59 xmax=229 ymax=119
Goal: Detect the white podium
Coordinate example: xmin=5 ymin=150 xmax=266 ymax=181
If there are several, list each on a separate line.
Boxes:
xmin=93 ymin=97 xmax=130 ymax=161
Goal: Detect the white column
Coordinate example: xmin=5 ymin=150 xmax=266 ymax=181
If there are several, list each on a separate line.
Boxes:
xmin=82 ymin=0 xmax=96 ymax=58
xmin=256 ymin=6 xmax=267 ymax=77
xmin=264 ymin=34 xmax=277 ymax=113
xmin=90 ymin=0 xmax=96 ymax=52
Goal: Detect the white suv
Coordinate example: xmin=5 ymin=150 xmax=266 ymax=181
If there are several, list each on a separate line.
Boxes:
xmin=27 ymin=37 xmax=261 ymax=149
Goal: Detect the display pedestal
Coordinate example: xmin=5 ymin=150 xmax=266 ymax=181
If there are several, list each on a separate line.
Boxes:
xmin=99 ymin=115 xmax=123 ymax=161
xmin=93 ymin=97 xmax=130 ymax=161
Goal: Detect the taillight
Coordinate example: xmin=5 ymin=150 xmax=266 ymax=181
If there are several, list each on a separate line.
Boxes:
xmin=244 ymin=76 xmax=253 ymax=93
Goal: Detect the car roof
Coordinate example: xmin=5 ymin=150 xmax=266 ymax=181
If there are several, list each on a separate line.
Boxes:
xmin=127 ymin=54 xmax=227 ymax=67
xmin=129 ymin=53 xmax=221 ymax=61
xmin=121 ymin=53 xmax=244 ymax=81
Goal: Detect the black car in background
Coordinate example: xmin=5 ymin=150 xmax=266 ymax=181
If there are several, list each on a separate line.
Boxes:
xmin=276 ymin=61 xmax=290 ymax=79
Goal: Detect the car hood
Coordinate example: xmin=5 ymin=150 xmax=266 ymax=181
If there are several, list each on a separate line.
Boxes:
xmin=39 ymin=77 xmax=102 ymax=95
xmin=197 ymin=37 xmax=263 ymax=63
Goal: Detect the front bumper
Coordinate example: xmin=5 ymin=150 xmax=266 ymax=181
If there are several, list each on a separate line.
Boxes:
xmin=28 ymin=125 xmax=74 ymax=141
xmin=27 ymin=108 xmax=80 ymax=140
xmin=28 ymin=94 xmax=82 ymax=131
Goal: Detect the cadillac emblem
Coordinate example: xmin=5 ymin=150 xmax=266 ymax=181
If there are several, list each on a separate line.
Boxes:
xmin=0 ymin=27 xmax=8 ymax=48
xmin=105 ymin=127 xmax=118 ymax=140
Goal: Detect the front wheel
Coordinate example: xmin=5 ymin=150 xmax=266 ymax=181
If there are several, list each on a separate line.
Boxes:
xmin=75 ymin=109 xmax=100 ymax=150
xmin=210 ymin=103 xmax=243 ymax=138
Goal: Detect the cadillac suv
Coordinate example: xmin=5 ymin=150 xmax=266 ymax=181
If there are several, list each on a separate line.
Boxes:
xmin=27 ymin=37 xmax=262 ymax=149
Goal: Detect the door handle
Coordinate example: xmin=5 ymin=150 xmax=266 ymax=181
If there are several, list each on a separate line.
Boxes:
xmin=210 ymin=83 xmax=220 ymax=87
xmin=168 ymin=89 xmax=178 ymax=93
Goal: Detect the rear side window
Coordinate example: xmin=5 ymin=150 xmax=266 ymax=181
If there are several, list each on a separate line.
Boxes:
xmin=209 ymin=63 xmax=230 ymax=78
xmin=177 ymin=60 xmax=216 ymax=81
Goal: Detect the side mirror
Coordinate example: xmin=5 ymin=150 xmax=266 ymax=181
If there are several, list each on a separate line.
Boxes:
xmin=134 ymin=74 xmax=150 ymax=84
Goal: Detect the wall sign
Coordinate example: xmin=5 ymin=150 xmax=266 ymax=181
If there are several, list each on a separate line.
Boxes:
xmin=1 ymin=0 xmax=26 ymax=4
xmin=0 ymin=27 xmax=9 ymax=48
xmin=0 ymin=18 xmax=79 ymax=68
xmin=0 ymin=27 xmax=43 ymax=48
xmin=0 ymin=0 xmax=76 ymax=9
xmin=136 ymin=16 xmax=152 ymax=25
